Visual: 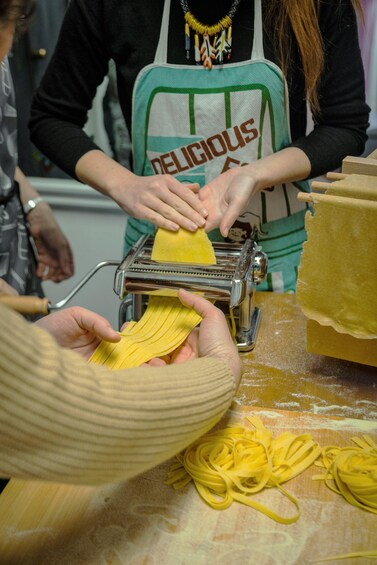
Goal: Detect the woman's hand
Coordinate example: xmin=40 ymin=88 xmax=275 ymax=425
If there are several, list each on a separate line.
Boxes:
xmin=177 ymin=289 xmax=242 ymax=386
xmin=27 ymin=202 xmax=75 ymax=282
xmin=15 ymin=167 xmax=74 ymax=282
xmin=76 ymin=150 xmax=208 ymax=232
xmin=199 ymin=148 xmax=312 ymax=237
xmin=35 ymin=306 xmax=120 ymax=360
xmin=199 ymin=167 xmax=260 ymax=237
xmin=115 ymin=173 xmax=208 ymax=232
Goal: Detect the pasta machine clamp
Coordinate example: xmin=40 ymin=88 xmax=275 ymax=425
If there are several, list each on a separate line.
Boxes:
xmin=114 ymin=234 xmax=268 ymax=351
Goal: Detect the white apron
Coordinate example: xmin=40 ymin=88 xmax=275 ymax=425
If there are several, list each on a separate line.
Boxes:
xmin=126 ymin=0 xmax=310 ymax=291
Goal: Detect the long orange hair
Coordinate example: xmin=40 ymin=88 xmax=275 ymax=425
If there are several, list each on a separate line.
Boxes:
xmin=264 ymin=0 xmax=363 ymax=115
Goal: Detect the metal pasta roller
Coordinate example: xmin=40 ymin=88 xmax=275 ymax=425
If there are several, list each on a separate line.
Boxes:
xmin=114 ymin=234 xmax=268 ymax=351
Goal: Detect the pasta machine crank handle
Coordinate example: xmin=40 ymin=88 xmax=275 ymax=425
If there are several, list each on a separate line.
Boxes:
xmin=0 ymin=260 xmax=120 ymax=315
xmin=52 ymin=260 xmax=120 ymax=309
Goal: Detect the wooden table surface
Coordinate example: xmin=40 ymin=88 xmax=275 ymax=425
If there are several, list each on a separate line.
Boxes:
xmin=242 ymin=292 xmax=377 ymax=421
xmin=0 ymin=292 xmax=375 ymax=565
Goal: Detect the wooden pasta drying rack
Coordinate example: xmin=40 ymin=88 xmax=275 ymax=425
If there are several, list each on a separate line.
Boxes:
xmin=296 ymin=149 xmax=377 ymax=368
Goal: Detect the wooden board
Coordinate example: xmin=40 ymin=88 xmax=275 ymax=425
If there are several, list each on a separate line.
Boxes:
xmin=342 ymin=155 xmax=377 ymax=176
xmin=0 ymin=406 xmax=376 ymax=565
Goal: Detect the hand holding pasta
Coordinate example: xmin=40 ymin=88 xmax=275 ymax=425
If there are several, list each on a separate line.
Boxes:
xmin=35 ymin=307 xmax=121 ymax=360
xmin=176 ymin=289 xmax=242 ymax=388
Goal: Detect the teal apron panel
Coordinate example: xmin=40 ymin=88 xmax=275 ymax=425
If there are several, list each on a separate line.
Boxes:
xmin=256 ymin=208 xmax=309 ymax=293
xmin=126 ymin=0 xmax=310 ymax=291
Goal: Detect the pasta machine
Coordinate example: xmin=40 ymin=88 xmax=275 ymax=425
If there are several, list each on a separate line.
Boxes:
xmin=0 ymin=234 xmax=268 ymax=351
xmin=114 ymin=234 xmax=268 ymax=351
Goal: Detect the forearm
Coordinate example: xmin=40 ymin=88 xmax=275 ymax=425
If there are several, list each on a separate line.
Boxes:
xmin=15 ymin=168 xmax=53 ymax=222
xmin=291 ymin=126 xmax=368 ymax=179
xmin=0 ymin=305 xmax=235 ymax=486
xmin=75 ymin=149 xmax=135 ymax=206
xmin=15 ymin=167 xmax=40 ymax=205
xmin=29 ymin=0 xmax=111 ymax=180
xmin=247 ymin=147 xmax=311 ymax=191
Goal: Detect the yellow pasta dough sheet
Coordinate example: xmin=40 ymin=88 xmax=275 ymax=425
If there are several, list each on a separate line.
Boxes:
xmin=151 ymin=227 xmax=216 ymax=264
xmin=297 ymin=196 xmax=377 ymax=340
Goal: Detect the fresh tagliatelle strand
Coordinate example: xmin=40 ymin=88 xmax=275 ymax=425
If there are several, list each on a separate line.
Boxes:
xmin=313 ymin=435 xmax=377 ymax=514
xmin=165 ymin=415 xmax=322 ymax=523
xmin=89 ymin=228 xmax=216 ymax=369
xmin=309 ymin=435 xmax=377 ymax=563
xmin=117 ymin=301 xmax=202 ymax=369
xmin=90 ymin=294 xmax=202 ymax=369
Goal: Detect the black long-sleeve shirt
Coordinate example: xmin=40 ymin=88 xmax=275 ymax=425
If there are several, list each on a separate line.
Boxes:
xmin=30 ymin=0 xmax=370 ymax=180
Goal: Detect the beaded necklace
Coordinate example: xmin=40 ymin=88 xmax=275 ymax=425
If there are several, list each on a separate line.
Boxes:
xmin=179 ymin=0 xmax=242 ymax=69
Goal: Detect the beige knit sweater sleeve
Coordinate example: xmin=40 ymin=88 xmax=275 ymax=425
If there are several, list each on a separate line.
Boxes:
xmin=0 ymin=305 xmax=235 ymax=486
